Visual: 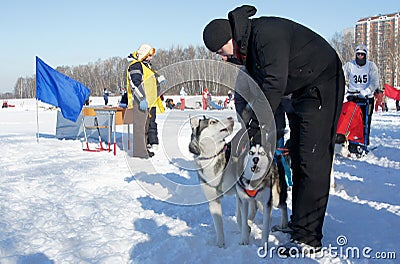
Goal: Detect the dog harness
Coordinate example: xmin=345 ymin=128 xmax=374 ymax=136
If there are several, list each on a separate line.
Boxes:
xmin=245 ymin=189 xmax=260 ymax=197
xmin=197 ymin=143 xmax=231 ymax=193
xmin=275 ymin=147 xmax=293 ymax=187
xmin=237 ymin=174 xmax=263 ymax=198
xmin=196 ymin=144 xmax=228 ymax=160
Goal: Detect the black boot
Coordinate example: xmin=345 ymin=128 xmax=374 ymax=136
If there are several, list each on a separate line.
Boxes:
xmin=147 ymin=150 xmax=155 ymax=158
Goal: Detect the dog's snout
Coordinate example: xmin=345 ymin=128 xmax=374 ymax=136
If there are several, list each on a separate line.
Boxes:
xmin=253 ymin=157 xmax=259 ymax=164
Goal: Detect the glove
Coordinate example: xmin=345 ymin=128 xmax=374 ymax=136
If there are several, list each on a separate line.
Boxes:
xmin=359 ymin=89 xmax=370 ymax=98
xmin=139 ymin=99 xmax=148 ymax=111
xmin=157 ymin=75 xmax=166 ymax=85
xmin=346 ymin=95 xmax=357 ymax=102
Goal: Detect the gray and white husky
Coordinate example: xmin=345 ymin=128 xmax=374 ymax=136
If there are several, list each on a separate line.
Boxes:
xmin=189 ymin=115 xmax=240 ymax=248
xmin=236 ymin=144 xmax=289 ymax=247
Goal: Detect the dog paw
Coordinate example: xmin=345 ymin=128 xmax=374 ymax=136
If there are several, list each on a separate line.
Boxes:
xmin=239 ymin=240 xmax=249 ymax=246
xmin=239 ymin=237 xmax=249 ymax=245
xmin=271 ymin=225 xmax=280 ymax=232
xmin=217 ymin=241 xmax=225 ymax=248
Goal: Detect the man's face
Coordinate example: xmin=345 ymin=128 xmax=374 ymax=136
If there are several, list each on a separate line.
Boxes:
xmin=216 ymin=39 xmax=234 ymax=61
xmin=145 ymin=54 xmax=153 ymax=62
xmin=356 ymin=53 xmax=365 ymax=59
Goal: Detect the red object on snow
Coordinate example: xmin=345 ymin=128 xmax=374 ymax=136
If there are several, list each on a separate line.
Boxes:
xmin=384 ymin=83 xmax=400 ymax=100
xmin=180 ymin=98 xmax=185 ymax=110
xmin=202 ymin=88 xmax=209 ymax=110
xmin=336 ymin=101 xmax=364 ymax=144
xmin=374 ymin=91 xmax=385 ymax=112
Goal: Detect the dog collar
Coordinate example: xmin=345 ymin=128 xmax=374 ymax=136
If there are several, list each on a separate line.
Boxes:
xmin=245 ymin=189 xmax=260 ymax=197
xmin=197 ymin=144 xmax=228 ymax=160
xmin=238 ymin=174 xmax=263 ymax=198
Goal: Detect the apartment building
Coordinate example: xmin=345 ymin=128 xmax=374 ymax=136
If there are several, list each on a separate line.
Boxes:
xmin=355 ymin=12 xmax=399 ymax=88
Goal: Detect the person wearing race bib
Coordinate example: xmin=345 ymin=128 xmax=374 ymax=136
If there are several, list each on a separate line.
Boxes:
xmin=343 ymin=44 xmax=380 ymax=145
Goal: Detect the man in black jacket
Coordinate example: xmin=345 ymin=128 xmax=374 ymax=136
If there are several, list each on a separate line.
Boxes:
xmin=203 ymin=5 xmax=344 ymax=252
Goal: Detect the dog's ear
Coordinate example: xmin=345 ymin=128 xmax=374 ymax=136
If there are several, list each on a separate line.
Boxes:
xmin=189 ymin=115 xmax=199 ymax=128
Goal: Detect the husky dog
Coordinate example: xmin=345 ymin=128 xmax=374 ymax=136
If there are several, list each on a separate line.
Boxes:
xmin=331 ymin=133 xmax=350 ymax=190
xmin=189 ymin=115 xmax=240 ymax=248
xmin=335 ymin=133 xmax=350 ymax=158
xmin=236 ymin=144 xmax=289 ymax=247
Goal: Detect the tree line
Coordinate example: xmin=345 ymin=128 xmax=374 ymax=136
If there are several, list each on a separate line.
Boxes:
xmin=3 ymin=33 xmax=357 ymax=99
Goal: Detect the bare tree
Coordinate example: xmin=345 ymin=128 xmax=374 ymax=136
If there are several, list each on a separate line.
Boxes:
xmin=330 ymin=31 xmax=355 ymax=63
xmin=11 ymin=45 xmax=222 ymax=98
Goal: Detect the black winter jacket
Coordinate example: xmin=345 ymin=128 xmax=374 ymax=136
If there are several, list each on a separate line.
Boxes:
xmin=228 ymin=5 xmax=342 ymax=112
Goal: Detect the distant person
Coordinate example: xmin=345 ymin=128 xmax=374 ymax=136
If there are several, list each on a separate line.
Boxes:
xmin=343 ymin=44 xmax=379 ymax=145
xmin=224 ymin=90 xmax=234 ymax=109
xmin=84 ymin=92 xmax=90 ymax=106
xmin=202 ymin=88 xmax=209 ymax=110
xmin=227 ymin=90 xmax=233 ymax=101
xmin=373 ymin=89 xmax=386 ymax=112
xmin=119 ymin=87 xmax=128 ymax=108
xmin=165 ymin=98 xmax=176 ymax=109
xmin=103 ymin=88 xmax=110 ymax=105
xmin=180 ymin=87 xmax=187 ymax=111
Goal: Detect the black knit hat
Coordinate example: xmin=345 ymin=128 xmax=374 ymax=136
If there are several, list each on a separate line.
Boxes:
xmin=203 ymin=19 xmax=232 ymax=52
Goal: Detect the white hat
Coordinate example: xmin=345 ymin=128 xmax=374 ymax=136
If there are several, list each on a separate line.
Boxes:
xmin=136 ymin=44 xmax=156 ymax=61
xmin=355 ymin=44 xmax=367 ymax=54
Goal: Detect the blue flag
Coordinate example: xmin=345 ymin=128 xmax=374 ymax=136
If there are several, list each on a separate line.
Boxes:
xmin=36 ymin=56 xmax=90 ymax=122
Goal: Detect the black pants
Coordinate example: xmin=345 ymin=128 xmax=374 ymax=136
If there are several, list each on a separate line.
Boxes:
xmin=359 ymin=98 xmax=374 ymax=145
xmin=289 ymin=73 xmax=344 ymax=247
xmin=132 ymin=103 xmax=150 ymax=158
xmin=147 ymin=107 xmax=159 ymax=145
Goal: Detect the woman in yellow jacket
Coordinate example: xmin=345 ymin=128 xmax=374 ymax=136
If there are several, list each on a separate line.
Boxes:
xmin=126 ymin=44 xmax=164 ymax=158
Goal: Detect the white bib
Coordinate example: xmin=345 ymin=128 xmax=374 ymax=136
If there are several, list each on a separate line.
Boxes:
xmin=348 ymin=61 xmax=371 ymax=92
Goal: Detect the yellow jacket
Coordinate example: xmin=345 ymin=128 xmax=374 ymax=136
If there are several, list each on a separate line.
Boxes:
xmin=126 ymin=59 xmax=159 ymax=109
xmin=155 ymin=97 xmax=165 ymax=114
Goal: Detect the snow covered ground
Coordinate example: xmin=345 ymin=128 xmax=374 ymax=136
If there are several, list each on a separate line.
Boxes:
xmin=0 ymin=96 xmax=399 ymax=263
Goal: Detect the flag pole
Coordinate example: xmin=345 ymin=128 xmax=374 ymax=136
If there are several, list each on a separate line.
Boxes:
xmin=36 ymin=99 xmax=39 ymax=143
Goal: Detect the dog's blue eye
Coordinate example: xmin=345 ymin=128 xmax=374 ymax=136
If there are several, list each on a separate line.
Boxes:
xmin=249 ymin=151 xmax=254 ymax=155
xmin=259 ymin=151 xmax=266 ymax=156
xmin=210 ymin=120 xmax=217 ymax=125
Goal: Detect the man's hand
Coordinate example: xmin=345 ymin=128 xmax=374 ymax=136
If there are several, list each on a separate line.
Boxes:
xmin=139 ymin=100 xmax=148 ymax=111
xmin=359 ymin=89 xmax=370 ymax=98
xmin=157 ymin=75 xmax=166 ymax=85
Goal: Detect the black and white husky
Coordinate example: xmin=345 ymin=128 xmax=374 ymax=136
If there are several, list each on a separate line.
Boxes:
xmin=236 ymin=144 xmax=289 ymax=247
xmin=189 ymin=115 xmax=240 ymax=248
xmin=335 ymin=133 xmax=350 ymax=158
